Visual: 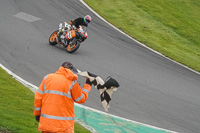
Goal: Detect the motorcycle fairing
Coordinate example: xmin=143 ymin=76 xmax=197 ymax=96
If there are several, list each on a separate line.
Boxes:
xmin=65 ymin=30 xmax=76 ymax=40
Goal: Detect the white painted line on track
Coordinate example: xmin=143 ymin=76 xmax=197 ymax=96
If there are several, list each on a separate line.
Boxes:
xmin=79 ymin=0 xmax=200 ymax=76
xmin=76 ymin=104 xmax=178 ymax=133
xmin=0 ymin=64 xmax=38 ymax=93
xmin=0 ymin=63 xmax=178 ymax=133
xmin=78 ymin=0 xmax=200 ymax=132
xmin=0 ymin=63 xmax=95 ymax=133
xmin=14 ymin=12 xmax=41 ymax=22
xmin=1 ymin=1 xmax=189 ymax=132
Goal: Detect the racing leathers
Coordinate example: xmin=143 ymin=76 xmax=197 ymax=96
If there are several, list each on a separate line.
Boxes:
xmin=71 ymin=17 xmax=88 ymax=29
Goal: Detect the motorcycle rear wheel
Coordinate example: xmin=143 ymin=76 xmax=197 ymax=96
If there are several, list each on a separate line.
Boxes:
xmin=49 ymin=30 xmax=58 ymax=46
xmin=66 ymin=41 xmax=80 ymax=53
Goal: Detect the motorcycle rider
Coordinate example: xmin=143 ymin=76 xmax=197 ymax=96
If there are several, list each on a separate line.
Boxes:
xmin=71 ymin=15 xmax=91 ymax=29
xmin=57 ymin=15 xmax=92 ymax=46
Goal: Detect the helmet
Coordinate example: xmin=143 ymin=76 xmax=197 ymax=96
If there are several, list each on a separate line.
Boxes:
xmin=84 ymin=15 xmax=92 ymax=25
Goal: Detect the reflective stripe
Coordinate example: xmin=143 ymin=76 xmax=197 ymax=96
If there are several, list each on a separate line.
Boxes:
xmin=34 ymin=107 xmax=41 ymax=110
xmin=36 ymin=75 xmax=48 ymax=94
xmin=44 ymin=90 xmax=72 ymax=98
xmin=41 ymin=76 xmax=78 ymax=99
xmin=43 ymin=75 xmax=48 ymax=91
xmin=82 ymin=88 xmax=89 ymax=93
xmin=42 ymin=79 xmax=77 ymax=99
xmin=69 ymin=80 xmax=77 ymax=92
xmin=41 ymin=113 xmax=74 ymax=120
xmin=74 ymin=94 xmax=83 ymax=102
xmin=68 ymin=80 xmax=77 ymax=99
xmin=37 ymin=88 xmax=43 ymax=94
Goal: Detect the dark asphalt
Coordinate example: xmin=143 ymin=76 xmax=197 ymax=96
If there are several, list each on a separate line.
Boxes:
xmin=0 ymin=0 xmax=200 ymax=133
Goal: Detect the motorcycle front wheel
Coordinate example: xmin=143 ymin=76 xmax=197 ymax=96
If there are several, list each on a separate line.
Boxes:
xmin=66 ymin=41 xmax=80 ymax=53
xmin=49 ymin=30 xmax=58 ymax=46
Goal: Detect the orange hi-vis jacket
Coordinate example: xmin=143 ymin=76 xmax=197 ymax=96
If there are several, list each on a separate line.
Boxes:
xmin=34 ymin=66 xmax=91 ymax=132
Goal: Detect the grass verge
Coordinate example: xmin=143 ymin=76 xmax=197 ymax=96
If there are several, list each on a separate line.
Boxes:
xmin=0 ymin=67 xmax=91 ymax=133
xmin=84 ymin=0 xmax=200 ymax=72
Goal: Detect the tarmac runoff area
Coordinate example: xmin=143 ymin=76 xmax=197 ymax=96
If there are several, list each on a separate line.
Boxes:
xmin=1 ymin=64 xmax=177 ymax=133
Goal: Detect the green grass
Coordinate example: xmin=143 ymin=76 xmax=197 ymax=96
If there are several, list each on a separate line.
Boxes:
xmin=0 ymin=68 xmax=91 ymax=133
xmin=84 ymin=0 xmax=200 ymax=72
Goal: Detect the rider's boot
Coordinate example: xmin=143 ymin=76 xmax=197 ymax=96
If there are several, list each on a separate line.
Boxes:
xmin=56 ymin=32 xmax=62 ymax=42
xmin=64 ymin=39 xmax=69 ymax=47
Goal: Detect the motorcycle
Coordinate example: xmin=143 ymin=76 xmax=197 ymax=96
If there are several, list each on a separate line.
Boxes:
xmin=49 ymin=22 xmax=88 ymax=53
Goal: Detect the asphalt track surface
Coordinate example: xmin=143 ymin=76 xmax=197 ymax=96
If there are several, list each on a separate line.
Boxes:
xmin=0 ymin=0 xmax=200 ymax=133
